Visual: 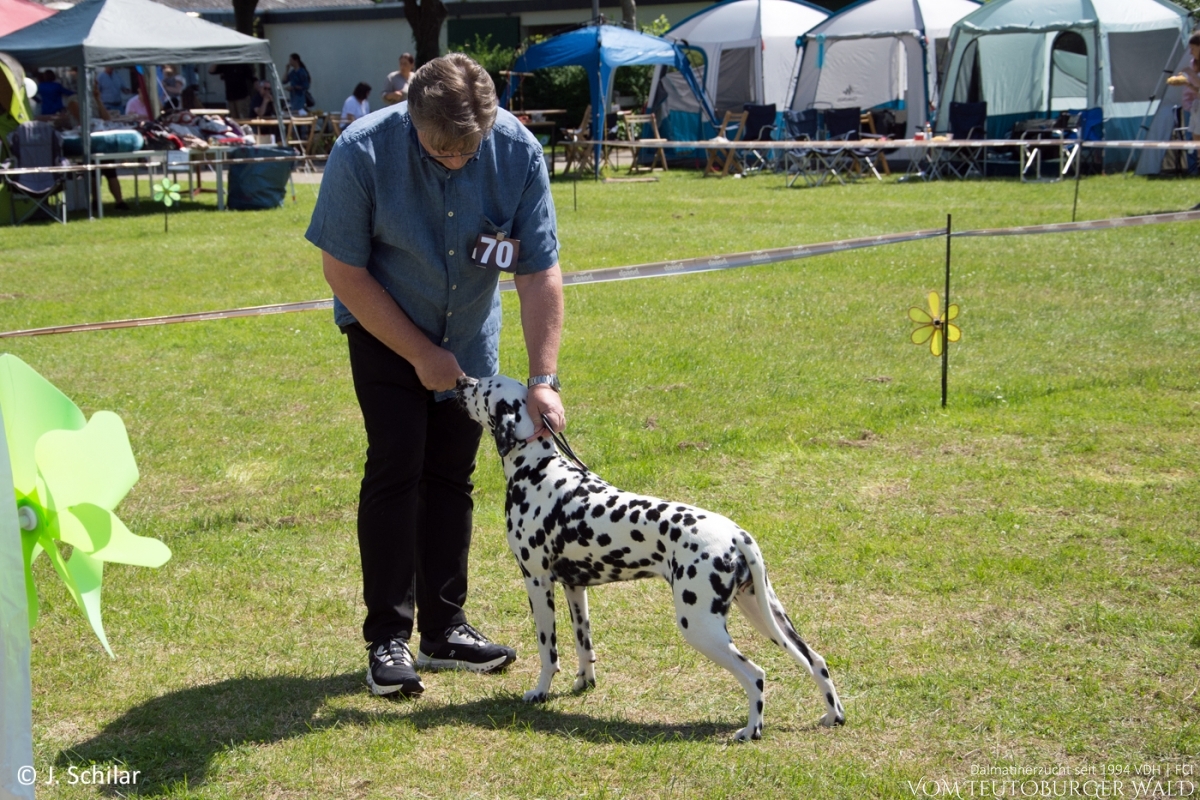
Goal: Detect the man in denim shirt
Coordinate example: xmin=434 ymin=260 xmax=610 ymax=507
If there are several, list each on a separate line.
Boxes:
xmin=306 ymin=54 xmax=565 ymax=698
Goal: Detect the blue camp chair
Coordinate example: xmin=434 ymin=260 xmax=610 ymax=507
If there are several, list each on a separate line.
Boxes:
xmin=944 ymin=101 xmax=988 ymax=178
xmin=741 ymin=103 xmax=778 ymax=173
xmin=782 ymin=109 xmax=826 ymax=187
xmin=1 ymin=122 xmax=68 ymax=224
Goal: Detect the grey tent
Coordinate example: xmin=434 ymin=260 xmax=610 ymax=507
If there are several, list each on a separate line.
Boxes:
xmin=0 ymin=0 xmax=282 ymax=201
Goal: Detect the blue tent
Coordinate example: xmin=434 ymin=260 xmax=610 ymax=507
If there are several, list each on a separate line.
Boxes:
xmin=503 ymin=24 xmax=717 ymax=173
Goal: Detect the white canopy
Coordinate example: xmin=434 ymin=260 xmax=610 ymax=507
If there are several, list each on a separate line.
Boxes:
xmin=651 ymin=0 xmax=829 ymax=118
xmin=788 ymin=0 xmax=981 ymax=136
xmin=934 ymin=0 xmax=1190 ymax=144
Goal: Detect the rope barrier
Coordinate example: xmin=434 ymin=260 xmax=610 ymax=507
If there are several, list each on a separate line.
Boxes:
xmin=3 ymin=208 xmax=1196 ymax=339
xmin=0 ymin=153 xmax=328 ymax=178
xmin=585 ymin=139 xmax=1200 ymax=151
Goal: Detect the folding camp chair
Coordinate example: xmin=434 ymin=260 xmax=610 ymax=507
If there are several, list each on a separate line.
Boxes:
xmin=823 ymin=106 xmax=880 ymax=183
xmin=561 ymin=105 xmax=594 ymax=174
xmin=782 ymin=109 xmax=827 ymax=187
xmin=740 ymin=103 xmax=778 ymax=173
xmin=1 ymin=121 xmax=68 ymax=225
xmin=285 ymin=115 xmax=319 ymax=172
xmin=1060 ymin=107 xmax=1103 ymax=175
xmin=943 ymin=101 xmax=987 ymax=178
xmin=625 ymin=113 xmax=669 ymax=173
xmin=704 ymin=110 xmax=748 ymax=177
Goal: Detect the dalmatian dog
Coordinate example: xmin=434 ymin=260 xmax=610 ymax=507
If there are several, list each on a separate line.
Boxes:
xmin=456 ymin=375 xmax=845 ymax=741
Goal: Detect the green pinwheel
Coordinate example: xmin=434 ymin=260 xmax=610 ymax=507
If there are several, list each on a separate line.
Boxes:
xmin=153 ymin=176 xmax=182 ymax=232
xmin=0 ymin=354 xmax=170 ymax=657
xmin=153 ymin=177 xmax=182 ymax=207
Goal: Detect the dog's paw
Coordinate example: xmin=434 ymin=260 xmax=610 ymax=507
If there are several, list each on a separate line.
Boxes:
xmin=523 ymin=689 xmax=549 ymax=703
xmin=572 ymin=675 xmax=596 ymax=693
xmin=820 ymin=710 xmax=846 ymax=727
xmin=732 ymin=724 xmax=762 ymax=742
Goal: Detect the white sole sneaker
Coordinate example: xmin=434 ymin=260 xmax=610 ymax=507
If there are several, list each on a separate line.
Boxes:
xmin=415 ymin=652 xmax=512 ymax=673
xmin=366 ymin=667 xmax=424 ymax=697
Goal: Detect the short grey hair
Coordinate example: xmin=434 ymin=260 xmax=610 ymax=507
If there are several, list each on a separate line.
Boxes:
xmin=407 ymin=53 xmax=498 ymax=152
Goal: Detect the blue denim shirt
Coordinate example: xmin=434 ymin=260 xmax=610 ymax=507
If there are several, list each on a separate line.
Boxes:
xmin=305 ymin=105 xmax=559 ymax=398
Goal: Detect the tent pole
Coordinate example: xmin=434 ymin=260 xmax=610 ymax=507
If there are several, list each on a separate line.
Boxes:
xmin=267 ymin=61 xmax=287 ymax=145
xmin=82 ymin=64 xmax=93 ymax=221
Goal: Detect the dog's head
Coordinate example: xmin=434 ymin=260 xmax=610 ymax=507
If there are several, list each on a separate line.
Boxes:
xmin=456 ymin=375 xmax=537 ymax=459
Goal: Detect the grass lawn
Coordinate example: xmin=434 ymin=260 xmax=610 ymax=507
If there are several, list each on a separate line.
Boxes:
xmin=2 ymin=170 xmax=1198 ymax=799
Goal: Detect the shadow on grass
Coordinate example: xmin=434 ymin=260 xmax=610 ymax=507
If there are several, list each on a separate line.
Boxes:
xmin=58 ymin=672 xmax=734 ymax=794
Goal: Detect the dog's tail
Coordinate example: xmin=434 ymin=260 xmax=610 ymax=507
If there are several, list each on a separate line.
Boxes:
xmin=732 ymin=531 xmax=846 ymax=725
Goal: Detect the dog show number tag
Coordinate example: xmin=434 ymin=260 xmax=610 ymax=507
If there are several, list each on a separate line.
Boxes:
xmin=472 ymin=231 xmax=520 ymax=272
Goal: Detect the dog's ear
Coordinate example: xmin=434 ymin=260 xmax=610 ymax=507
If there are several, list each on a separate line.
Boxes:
xmin=491 ymin=393 xmax=537 ymax=458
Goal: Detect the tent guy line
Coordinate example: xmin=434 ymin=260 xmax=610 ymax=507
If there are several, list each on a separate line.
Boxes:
xmin=3 ymin=209 xmax=1198 ymax=339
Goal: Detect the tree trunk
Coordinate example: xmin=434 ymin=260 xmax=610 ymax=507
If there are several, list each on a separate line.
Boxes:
xmin=620 ymin=0 xmax=636 ymax=30
xmin=231 ymin=0 xmax=258 ymax=36
xmin=404 ymin=0 xmax=447 ymax=68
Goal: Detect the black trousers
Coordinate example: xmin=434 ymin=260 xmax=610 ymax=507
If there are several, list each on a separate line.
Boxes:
xmin=344 ymin=323 xmax=483 ymax=644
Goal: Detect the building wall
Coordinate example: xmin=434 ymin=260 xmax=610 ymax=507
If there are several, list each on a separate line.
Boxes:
xmin=262 ymin=18 xmax=418 ymax=115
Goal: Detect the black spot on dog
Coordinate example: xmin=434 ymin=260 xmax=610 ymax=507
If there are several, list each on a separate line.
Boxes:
xmin=520 ymin=547 xmax=530 ymax=561
xmin=646 ymin=508 xmax=660 ymax=522
xmin=680 ymin=617 xmax=688 ymax=629
xmin=756 ymin=678 xmax=764 ymax=691
xmin=591 ymin=506 xmax=605 ymax=518
xmin=610 ymin=506 xmax=626 ymax=523
xmin=682 ymin=590 xmax=697 ymax=605
xmin=630 ymin=530 xmax=645 ymax=542
xmin=629 ymin=509 xmax=640 ymax=523
xmin=687 ymin=565 xmax=696 ymax=579
xmin=597 ymin=534 xmax=611 ymax=547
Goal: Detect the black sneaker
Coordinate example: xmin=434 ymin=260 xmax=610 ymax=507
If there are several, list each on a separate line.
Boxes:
xmin=416 ymin=622 xmax=516 ymax=673
xmin=366 ymin=637 xmax=424 ymax=697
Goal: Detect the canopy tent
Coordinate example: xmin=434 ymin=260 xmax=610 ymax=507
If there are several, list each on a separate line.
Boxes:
xmin=503 ymin=24 xmax=717 ymax=174
xmin=933 ymin=0 xmax=1190 ymax=159
xmin=0 ymin=0 xmax=282 ymax=193
xmin=788 ymin=0 xmax=980 ymax=137
xmin=647 ymin=0 xmax=829 ymax=148
xmin=0 ymin=0 xmax=55 ymax=39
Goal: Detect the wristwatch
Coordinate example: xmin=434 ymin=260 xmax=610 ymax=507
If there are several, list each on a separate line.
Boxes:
xmin=527 ymin=374 xmax=561 ymax=392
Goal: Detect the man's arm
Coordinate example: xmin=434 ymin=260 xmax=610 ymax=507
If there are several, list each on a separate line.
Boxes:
xmin=513 ymin=265 xmax=565 ymax=439
xmin=322 ymin=251 xmax=464 ymax=391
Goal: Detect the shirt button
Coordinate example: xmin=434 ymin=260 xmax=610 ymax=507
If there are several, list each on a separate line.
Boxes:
xmin=443 ymin=337 xmax=449 ymax=342
xmin=448 ymin=211 xmax=454 ymax=217
xmin=451 ymin=284 xmax=457 ymax=290
xmin=447 ymin=311 xmax=453 ymax=317
xmin=448 ymin=249 xmax=455 ymax=256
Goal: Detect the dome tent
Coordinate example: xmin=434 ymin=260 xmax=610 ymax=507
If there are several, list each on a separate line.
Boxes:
xmin=933 ymin=0 xmax=1191 ymax=153
xmin=648 ymin=0 xmax=829 ymax=147
xmin=787 ymin=0 xmax=981 ymax=138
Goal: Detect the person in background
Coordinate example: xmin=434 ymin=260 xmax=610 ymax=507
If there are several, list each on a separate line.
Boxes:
xmin=209 ymin=63 xmax=254 ymax=118
xmin=96 ymin=66 xmax=124 ymax=113
xmin=36 ymin=70 xmax=74 ymax=116
xmin=123 ymin=77 xmax=150 ymax=120
xmin=382 ymin=53 xmax=414 ymax=106
xmin=285 ymin=53 xmax=311 ymax=115
xmin=252 ymin=80 xmax=276 ymax=119
xmin=341 ymin=82 xmax=371 ymax=124
xmin=64 ymin=78 xmax=129 ymax=211
xmin=1167 ymin=32 xmax=1200 ymax=175
xmin=162 ymin=66 xmax=185 ymax=111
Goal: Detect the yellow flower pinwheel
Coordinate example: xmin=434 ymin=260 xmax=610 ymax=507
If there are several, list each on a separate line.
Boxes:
xmin=0 ymin=354 xmax=171 ymax=657
xmin=908 ymin=291 xmax=961 ymax=357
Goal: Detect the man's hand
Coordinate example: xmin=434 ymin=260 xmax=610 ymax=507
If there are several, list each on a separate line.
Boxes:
xmin=526 ymin=383 xmax=565 ymax=442
xmin=413 ymin=348 xmax=465 ymax=392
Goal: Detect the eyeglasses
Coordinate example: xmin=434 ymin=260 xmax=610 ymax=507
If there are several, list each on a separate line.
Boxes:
xmin=421 ymin=140 xmax=482 ymax=164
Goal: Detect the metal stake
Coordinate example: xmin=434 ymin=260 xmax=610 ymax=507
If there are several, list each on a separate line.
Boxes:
xmin=943 ymin=213 xmax=951 ymax=409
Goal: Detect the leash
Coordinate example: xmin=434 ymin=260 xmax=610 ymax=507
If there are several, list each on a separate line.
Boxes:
xmin=542 ymin=414 xmax=589 ymax=472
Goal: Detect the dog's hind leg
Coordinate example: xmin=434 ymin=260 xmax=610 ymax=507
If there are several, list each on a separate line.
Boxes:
xmin=675 ymin=603 xmax=767 ymax=741
xmin=523 ymin=575 xmax=560 ymax=703
xmin=563 ymin=584 xmax=597 ymax=692
xmin=739 ymin=585 xmax=845 ymax=728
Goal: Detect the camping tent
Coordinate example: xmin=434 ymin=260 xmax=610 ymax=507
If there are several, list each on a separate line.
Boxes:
xmin=0 ymin=0 xmax=54 ymax=39
xmin=0 ymin=0 xmax=281 ymax=186
xmin=503 ymin=24 xmax=717 ymax=174
xmin=934 ymin=0 xmax=1190 ymax=155
xmin=788 ymin=0 xmax=980 ymax=137
xmin=647 ymin=0 xmax=829 ymax=145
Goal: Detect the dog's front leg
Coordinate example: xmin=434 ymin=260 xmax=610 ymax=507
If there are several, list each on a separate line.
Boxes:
xmin=563 ymin=584 xmax=596 ymax=692
xmin=523 ymin=575 xmax=560 ymax=703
